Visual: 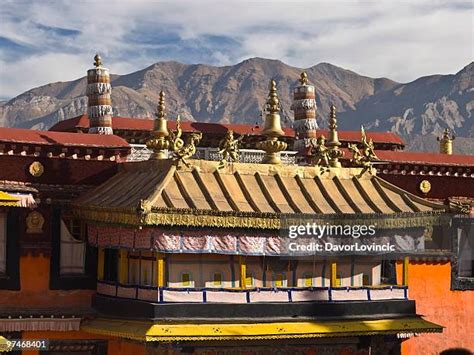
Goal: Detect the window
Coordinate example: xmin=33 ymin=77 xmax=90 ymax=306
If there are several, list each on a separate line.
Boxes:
xmin=245 ymin=272 xmax=253 ymax=288
xmin=0 ymin=214 xmax=6 ymax=275
xmin=50 ymin=208 xmax=96 ymax=290
xmin=213 ymin=272 xmax=222 ymax=287
xmin=303 ymin=272 xmax=313 ymax=287
xmin=128 ymin=253 xmax=139 ymax=284
xmin=0 ymin=210 xmax=20 ymax=290
xmin=59 ymin=219 xmax=85 ymax=275
xmin=459 ymin=229 xmax=473 ymax=277
xmin=103 ymin=249 xmax=118 ymax=282
xmin=452 ymin=216 xmax=474 ymax=290
xmin=273 ymin=273 xmax=285 ymax=287
xmin=141 ymin=258 xmax=153 ymax=286
xmin=362 ymin=274 xmax=370 ymax=286
xmin=181 ymin=272 xmax=191 ymax=287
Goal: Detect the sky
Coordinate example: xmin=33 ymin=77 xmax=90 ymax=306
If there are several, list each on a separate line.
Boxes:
xmin=0 ymin=0 xmax=473 ymax=99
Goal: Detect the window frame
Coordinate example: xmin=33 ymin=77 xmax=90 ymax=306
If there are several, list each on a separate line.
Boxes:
xmin=0 ymin=209 xmax=20 ymax=290
xmin=50 ymin=207 xmax=97 ymax=290
xmin=451 ymin=215 xmax=474 ymax=290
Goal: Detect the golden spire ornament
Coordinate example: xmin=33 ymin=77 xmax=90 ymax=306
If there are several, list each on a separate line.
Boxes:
xmin=437 ymin=128 xmax=455 ymax=155
xmin=93 ymin=53 xmax=103 ymax=67
xmin=326 ymin=105 xmax=344 ymax=168
xmin=256 ymin=79 xmax=287 ymax=164
xmin=146 ymin=90 xmax=170 ymax=160
xmin=299 ymin=71 xmax=309 ymax=85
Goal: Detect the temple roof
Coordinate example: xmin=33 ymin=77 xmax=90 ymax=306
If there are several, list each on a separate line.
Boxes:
xmin=50 ymin=114 xmax=405 ymax=146
xmin=0 ymin=127 xmax=129 ymax=148
xmin=73 ymin=159 xmax=448 ymax=229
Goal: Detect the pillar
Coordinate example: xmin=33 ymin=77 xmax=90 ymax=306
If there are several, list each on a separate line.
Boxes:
xmin=156 ymin=253 xmax=165 ymax=287
xmin=403 ymin=256 xmax=409 ymax=286
xmin=330 ymin=262 xmax=337 ymax=287
xmin=239 ymin=256 xmax=247 ymax=289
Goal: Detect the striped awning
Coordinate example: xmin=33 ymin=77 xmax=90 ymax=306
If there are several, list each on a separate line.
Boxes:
xmin=72 ymin=159 xmax=449 ymax=229
xmin=81 ymin=317 xmax=443 ymax=342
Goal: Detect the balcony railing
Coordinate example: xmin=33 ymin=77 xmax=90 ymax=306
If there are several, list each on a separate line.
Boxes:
xmin=97 ymin=281 xmax=408 ymax=304
xmin=127 ymin=144 xmax=297 ymax=164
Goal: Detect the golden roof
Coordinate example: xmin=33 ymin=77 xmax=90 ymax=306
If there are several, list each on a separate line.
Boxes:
xmin=72 ymin=159 xmax=448 ymax=229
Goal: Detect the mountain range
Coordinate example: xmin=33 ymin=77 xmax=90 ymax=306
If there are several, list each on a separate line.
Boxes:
xmin=1 ymin=58 xmax=473 ymax=154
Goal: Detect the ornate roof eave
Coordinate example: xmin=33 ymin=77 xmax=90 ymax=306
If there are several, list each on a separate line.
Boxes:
xmin=72 ymin=204 xmax=451 ymax=230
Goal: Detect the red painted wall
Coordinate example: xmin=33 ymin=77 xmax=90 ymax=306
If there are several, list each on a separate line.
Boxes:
xmin=380 ymin=174 xmax=474 ymax=199
xmin=398 ymin=262 xmax=474 ymax=354
xmin=0 ymin=155 xmax=119 ymax=186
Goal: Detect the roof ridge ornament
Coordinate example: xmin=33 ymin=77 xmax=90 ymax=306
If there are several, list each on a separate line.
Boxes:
xmin=326 ymin=105 xmax=344 ymax=168
xmin=173 ymin=131 xmax=202 ymax=168
xmin=146 ymin=90 xmax=170 ymax=160
xmin=348 ymin=125 xmax=380 ymax=176
xmin=437 ymin=128 xmax=455 ymax=155
xmin=256 ymin=79 xmax=287 ymax=164
xmin=168 ymin=115 xmax=185 ymax=152
xmin=310 ymin=135 xmax=330 ymax=173
xmin=217 ymin=130 xmax=244 ymax=169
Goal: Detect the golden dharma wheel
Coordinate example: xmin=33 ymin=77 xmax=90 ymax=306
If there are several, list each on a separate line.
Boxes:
xmin=29 ymin=161 xmax=44 ymax=177
xmin=419 ymin=179 xmax=431 ymax=194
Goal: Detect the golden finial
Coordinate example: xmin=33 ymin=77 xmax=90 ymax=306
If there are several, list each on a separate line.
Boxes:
xmin=326 ymin=105 xmax=343 ymax=168
xmin=257 ymin=79 xmax=287 ymax=164
xmin=437 ymin=128 xmax=455 ymax=155
xmin=329 ymin=105 xmax=337 ymax=131
xmin=156 ymin=91 xmax=166 ymax=119
xmin=265 ymin=79 xmax=280 ymax=114
xmin=299 ymin=72 xmax=309 ymax=85
xmin=146 ymin=90 xmax=170 ymax=159
xmin=94 ymin=53 xmax=102 ymax=68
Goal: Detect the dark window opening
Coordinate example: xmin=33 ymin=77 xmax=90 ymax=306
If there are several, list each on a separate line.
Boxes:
xmin=103 ymin=249 xmax=118 ymax=283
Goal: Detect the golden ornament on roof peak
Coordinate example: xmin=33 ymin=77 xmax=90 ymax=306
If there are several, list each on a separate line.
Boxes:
xmin=156 ymin=91 xmax=166 ymax=120
xmin=265 ymin=79 xmax=280 ymax=114
xmin=437 ymin=128 xmax=455 ymax=155
xmin=326 ymin=105 xmax=343 ymax=168
xmin=94 ymin=54 xmax=103 ymax=68
xmin=299 ymin=72 xmax=309 ymax=85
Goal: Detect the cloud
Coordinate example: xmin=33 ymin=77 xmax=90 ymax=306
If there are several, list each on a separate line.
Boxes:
xmin=0 ymin=0 xmax=472 ymax=99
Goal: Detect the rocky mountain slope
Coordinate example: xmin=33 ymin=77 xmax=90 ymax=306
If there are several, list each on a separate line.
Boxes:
xmin=1 ymin=58 xmax=472 ymax=154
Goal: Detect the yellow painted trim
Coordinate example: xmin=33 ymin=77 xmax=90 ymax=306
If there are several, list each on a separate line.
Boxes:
xmin=0 ymin=191 xmax=19 ymax=202
xmin=330 ymin=262 xmax=337 ymax=287
xmin=81 ymin=317 xmax=443 ymax=342
xmin=403 ymin=256 xmax=409 ymax=286
xmin=156 ymin=253 xmax=165 ymax=287
xmin=119 ymin=249 xmax=128 ymax=284
xmin=97 ymin=248 xmax=105 ymax=281
xmin=239 ymin=256 xmax=246 ymax=289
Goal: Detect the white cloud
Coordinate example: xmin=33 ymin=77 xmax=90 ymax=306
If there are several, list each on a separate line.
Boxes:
xmin=0 ymin=0 xmax=472 ymax=98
